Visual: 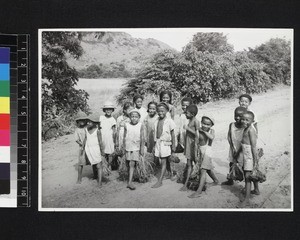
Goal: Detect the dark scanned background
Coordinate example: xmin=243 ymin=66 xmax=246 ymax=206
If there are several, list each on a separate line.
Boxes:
xmin=0 ymin=0 xmax=299 ymax=239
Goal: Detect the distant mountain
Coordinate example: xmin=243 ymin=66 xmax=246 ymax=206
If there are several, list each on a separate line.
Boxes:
xmin=67 ymin=32 xmax=175 ymax=74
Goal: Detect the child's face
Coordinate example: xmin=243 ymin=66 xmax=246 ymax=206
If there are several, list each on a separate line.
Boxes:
xmin=157 ymin=106 xmax=167 ymax=119
xmin=104 ymin=108 xmax=113 ymax=116
xmin=185 ymin=110 xmax=194 ymax=119
xmin=234 ymin=110 xmax=245 ymax=124
xmin=77 ymin=120 xmax=86 ymax=127
xmin=86 ymin=120 xmax=95 ymax=129
xmin=124 ymin=106 xmax=134 ymax=117
xmin=135 ymin=98 xmax=143 ymax=109
xmin=241 ymin=113 xmax=253 ymax=128
xmin=239 ymin=97 xmax=251 ymax=109
xmin=201 ymin=117 xmax=213 ymax=131
xmin=148 ymin=104 xmax=157 ymax=117
xmin=181 ymin=101 xmax=190 ymax=113
xmin=162 ymin=94 xmax=171 ymax=104
xmin=130 ymin=112 xmax=140 ymax=125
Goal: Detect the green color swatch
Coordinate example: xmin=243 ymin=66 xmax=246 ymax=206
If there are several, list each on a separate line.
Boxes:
xmin=0 ymin=81 xmax=9 ymax=97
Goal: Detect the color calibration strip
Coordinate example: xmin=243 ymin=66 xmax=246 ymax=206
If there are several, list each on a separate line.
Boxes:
xmin=0 ymin=47 xmax=10 ymax=195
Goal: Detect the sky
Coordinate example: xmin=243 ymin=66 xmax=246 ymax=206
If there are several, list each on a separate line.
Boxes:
xmin=124 ymin=28 xmax=293 ymax=52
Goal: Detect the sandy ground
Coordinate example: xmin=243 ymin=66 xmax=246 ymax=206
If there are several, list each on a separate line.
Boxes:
xmin=41 ymin=86 xmax=292 ymax=209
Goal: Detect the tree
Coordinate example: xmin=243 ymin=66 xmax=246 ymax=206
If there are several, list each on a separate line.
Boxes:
xmin=42 ymin=32 xmax=89 ymax=117
xmin=184 ymin=32 xmax=234 ymax=54
xmin=248 ymin=38 xmax=291 ymax=85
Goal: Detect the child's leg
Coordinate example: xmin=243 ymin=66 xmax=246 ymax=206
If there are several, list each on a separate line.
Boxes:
xmin=127 ymin=160 xmax=136 ymax=190
xmin=180 ymin=159 xmax=192 ymax=191
xmin=77 ymin=165 xmax=83 ymax=184
xmin=251 ymin=181 xmax=260 ymax=195
xmin=188 ymin=169 xmax=207 ymax=198
xmin=207 ymin=170 xmax=219 ymax=184
xmin=92 ymin=164 xmax=98 ymax=179
xmin=97 ymin=162 xmax=103 ymax=187
xmin=240 ymin=171 xmax=251 ymax=207
xmin=152 ymin=157 xmax=167 ymax=188
xmin=221 ymin=162 xmax=234 ymax=185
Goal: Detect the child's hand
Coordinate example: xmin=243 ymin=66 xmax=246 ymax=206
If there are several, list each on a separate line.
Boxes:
xmin=183 ymin=125 xmax=187 ymax=130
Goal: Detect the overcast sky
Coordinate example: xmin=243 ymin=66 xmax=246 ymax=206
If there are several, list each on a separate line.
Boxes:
xmin=124 ymin=28 xmax=293 ymax=52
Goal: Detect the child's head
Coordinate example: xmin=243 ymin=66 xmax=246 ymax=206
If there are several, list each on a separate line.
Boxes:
xmin=129 ymin=109 xmax=140 ymax=125
xmin=181 ymin=97 xmax=193 ymax=113
xmin=123 ymin=102 xmax=134 ymax=117
xmin=185 ymin=104 xmax=198 ymax=119
xmin=159 ymin=90 xmax=172 ymax=104
xmin=157 ymin=102 xmax=169 ymax=119
xmin=75 ymin=111 xmax=87 ymax=128
xmin=147 ymin=101 xmax=157 ymax=117
xmin=234 ymin=106 xmax=247 ymax=124
xmin=103 ymin=101 xmax=115 ymax=116
xmin=238 ymin=94 xmax=252 ymax=109
xmin=86 ymin=113 xmax=100 ymax=129
xmin=133 ymin=94 xmax=144 ymax=109
xmin=201 ymin=115 xmax=214 ymax=131
xmin=241 ymin=111 xmax=255 ymax=128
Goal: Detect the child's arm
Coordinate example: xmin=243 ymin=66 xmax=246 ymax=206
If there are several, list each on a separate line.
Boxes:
xmin=97 ymin=130 xmax=105 ymax=155
xmin=140 ymin=124 xmax=145 ymax=156
xmin=112 ymin=124 xmax=117 ymax=146
xmin=170 ymin=106 xmax=175 ymax=120
xmin=171 ymin=129 xmax=176 ymax=153
xmin=199 ymin=128 xmax=215 ymax=141
xmin=227 ymin=123 xmax=236 ymax=156
xmin=195 ymin=122 xmax=199 ymax=159
xmin=249 ymin=128 xmax=258 ymax=167
xmin=123 ymin=124 xmax=127 ymax=153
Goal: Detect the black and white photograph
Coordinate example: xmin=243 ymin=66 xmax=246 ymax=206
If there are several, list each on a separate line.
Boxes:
xmin=39 ymin=28 xmax=293 ymax=211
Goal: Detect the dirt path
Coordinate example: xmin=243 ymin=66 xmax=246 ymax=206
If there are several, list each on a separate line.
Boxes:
xmin=41 ymin=86 xmax=292 ymax=209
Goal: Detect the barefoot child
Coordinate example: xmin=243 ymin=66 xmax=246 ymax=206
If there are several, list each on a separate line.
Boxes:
xmin=160 ymin=90 xmax=175 ymax=120
xmin=143 ymin=101 xmax=158 ymax=153
xmin=240 ymin=111 xmax=259 ymax=207
xmin=239 ymin=94 xmax=258 ymax=132
xmin=85 ymin=114 xmax=104 ymax=187
xmin=100 ymin=101 xmax=117 ymax=170
xmin=116 ymin=102 xmax=134 ymax=151
xmin=123 ymin=109 xmax=145 ymax=190
xmin=180 ymin=104 xmax=199 ymax=191
xmin=133 ymin=94 xmax=148 ymax=122
xmin=151 ymin=102 xmax=176 ymax=188
xmin=189 ymin=115 xmax=218 ymax=198
xmin=222 ymin=107 xmax=246 ymax=186
xmin=178 ymin=97 xmax=193 ymax=150
xmin=75 ymin=111 xmax=88 ymax=184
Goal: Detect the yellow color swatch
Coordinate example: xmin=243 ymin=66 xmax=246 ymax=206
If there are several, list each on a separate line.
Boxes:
xmin=0 ymin=97 xmax=9 ymax=113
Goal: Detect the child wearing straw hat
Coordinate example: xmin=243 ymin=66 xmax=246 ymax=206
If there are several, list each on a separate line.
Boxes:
xmin=123 ymin=109 xmax=145 ymax=190
xmin=75 ymin=111 xmax=88 ymax=184
xmin=85 ymin=113 xmax=105 ymax=187
xmin=99 ymin=101 xmax=117 ymax=170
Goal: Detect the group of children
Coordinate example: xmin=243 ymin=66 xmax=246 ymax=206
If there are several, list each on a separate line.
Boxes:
xmin=75 ymin=91 xmax=260 ymax=206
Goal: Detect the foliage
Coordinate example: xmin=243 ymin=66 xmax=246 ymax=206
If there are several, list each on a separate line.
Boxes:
xmin=42 ymin=32 xmax=90 ymax=140
xmin=248 ymin=38 xmax=291 ymax=85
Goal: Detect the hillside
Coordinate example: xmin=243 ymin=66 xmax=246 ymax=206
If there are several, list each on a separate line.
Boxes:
xmin=67 ymin=32 xmax=175 ymax=74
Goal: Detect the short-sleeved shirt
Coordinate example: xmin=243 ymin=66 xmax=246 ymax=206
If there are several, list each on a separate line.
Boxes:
xmin=154 ymin=117 xmax=176 ymax=142
xmin=99 ymin=115 xmax=116 ymax=154
xmin=125 ymin=122 xmax=142 ymax=151
xmin=75 ymin=127 xmax=86 ymax=144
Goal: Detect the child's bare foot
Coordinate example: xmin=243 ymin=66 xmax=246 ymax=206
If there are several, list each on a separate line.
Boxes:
xmin=76 ymin=180 xmax=82 ymax=184
xmin=221 ymin=179 xmax=234 ymax=185
xmin=151 ymin=182 xmax=162 ymax=188
xmin=98 ymin=183 xmax=102 ymax=188
xmin=251 ymin=189 xmax=260 ymax=195
xmin=188 ymin=192 xmax=202 ymax=198
xmin=239 ymin=199 xmax=251 ymax=208
xmin=179 ymin=185 xmax=188 ymax=191
xmin=170 ymin=176 xmax=177 ymax=181
xmin=127 ymin=183 xmax=136 ymax=190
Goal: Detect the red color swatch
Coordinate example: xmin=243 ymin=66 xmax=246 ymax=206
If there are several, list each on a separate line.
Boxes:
xmin=0 ymin=114 xmax=10 ymax=130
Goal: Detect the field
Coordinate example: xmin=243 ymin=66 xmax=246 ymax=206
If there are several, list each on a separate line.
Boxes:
xmin=41 ymin=79 xmax=292 ymax=209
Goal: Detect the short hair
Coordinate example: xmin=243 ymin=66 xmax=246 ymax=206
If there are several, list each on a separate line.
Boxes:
xmin=234 ymin=106 xmax=247 ymax=114
xmin=239 ymin=94 xmax=252 ymax=102
xmin=133 ymin=94 xmax=144 ymax=103
xmin=181 ymin=97 xmax=193 ymax=104
xmin=157 ymin=102 xmax=169 ymax=111
xmin=244 ymin=111 xmax=255 ymax=120
xmin=147 ymin=101 xmax=157 ymax=112
xmin=159 ymin=90 xmax=172 ymax=104
xmin=123 ymin=101 xmax=133 ymax=110
xmin=186 ymin=104 xmax=198 ymax=116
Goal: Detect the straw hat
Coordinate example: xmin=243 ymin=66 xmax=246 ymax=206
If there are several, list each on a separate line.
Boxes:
xmin=202 ymin=115 xmax=215 ymax=126
xmin=86 ymin=113 xmax=100 ymax=123
xmin=102 ymin=101 xmax=115 ymax=110
xmin=129 ymin=109 xmax=141 ymax=117
xmin=75 ymin=111 xmax=88 ymax=121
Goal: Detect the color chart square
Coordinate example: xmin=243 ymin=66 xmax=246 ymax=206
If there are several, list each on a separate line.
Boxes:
xmin=0 ymin=114 xmax=10 ymax=129
xmin=0 ymin=163 xmax=10 ymax=180
xmin=0 ymin=147 xmax=10 ymax=163
xmin=0 ymin=64 xmax=9 ymax=80
xmin=0 ymin=48 xmax=9 ymax=63
xmin=0 ymin=97 xmax=9 ymax=113
xmin=0 ymin=130 xmax=10 ymax=146
xmin=0 ymin=81 xmax=9 ymax=97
